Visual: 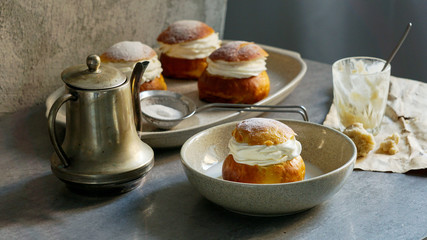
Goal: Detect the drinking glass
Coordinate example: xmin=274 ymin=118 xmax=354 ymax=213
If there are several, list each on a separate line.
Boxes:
xmin=332 ymin=56 xmax=391 ymax=135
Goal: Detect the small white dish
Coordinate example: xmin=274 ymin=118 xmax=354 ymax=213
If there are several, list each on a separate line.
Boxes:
xmin=180 ymin=119 xmax=356 ymax=216
xmin=140 ymin=90 xmax=197 ymax=130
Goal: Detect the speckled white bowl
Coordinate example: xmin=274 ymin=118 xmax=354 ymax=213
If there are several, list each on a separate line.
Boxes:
xmin=180 ymin=119 xmax=356 ymax=216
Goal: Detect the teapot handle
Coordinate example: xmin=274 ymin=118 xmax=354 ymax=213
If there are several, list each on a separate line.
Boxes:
xmin=48 ymin=93 xmax=77 ymax=168
xmin=130 ymin=61 xmax=149 ymax=132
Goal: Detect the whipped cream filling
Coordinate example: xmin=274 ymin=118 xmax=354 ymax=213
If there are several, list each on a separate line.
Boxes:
xmin=103 ymin=56 xmax=162 ymax=83
xmin=206 ymin=57 xmax=267 ymax=79
xmin=158 ymin=33 xmax=220 ymax=59
xmin=228 ymin=137 xmax=302 ymax=166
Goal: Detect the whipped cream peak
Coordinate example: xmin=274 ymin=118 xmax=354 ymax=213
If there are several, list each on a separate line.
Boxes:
xmin=158 ymin=32 xmax=220 ymax=59
xmin=228 ymin=137 xmax=302 ymax=166
xmin=103 ymin=56 xmax=162 ymax=83
xmin=206 ymin=57 xmax=267 ymax=79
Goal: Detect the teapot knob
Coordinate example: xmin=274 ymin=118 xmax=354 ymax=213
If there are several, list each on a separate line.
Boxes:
xmin=86 ymin=54 xmax=101 ymax=72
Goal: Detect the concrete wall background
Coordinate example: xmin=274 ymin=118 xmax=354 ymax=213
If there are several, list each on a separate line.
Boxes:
xmin=0 ymin=0 xmax=227 ymax=114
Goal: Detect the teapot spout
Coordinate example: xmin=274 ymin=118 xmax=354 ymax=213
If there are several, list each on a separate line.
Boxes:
xmin=130 ymin=61 xmax=150 ymax=133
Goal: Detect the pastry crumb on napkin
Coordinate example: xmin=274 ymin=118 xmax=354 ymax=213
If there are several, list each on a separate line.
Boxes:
xmin=343 ymin=123 xmax=375 ymax=158
xmin=378 ymin=133 xmax=399 ymax=155
xmin=324 ymin=76 xmax=427 ymax=173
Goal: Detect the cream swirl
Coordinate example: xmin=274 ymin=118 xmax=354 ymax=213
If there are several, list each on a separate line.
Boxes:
xmin=103 ymin=56 xmax=162 ymax=83
xmin=228 ymin=137 xmax=302 ymax=166
xmin=158 ymin=33 xmax=220 ymax=59
xmin=206 ymin=57 xmax=267 ymax=78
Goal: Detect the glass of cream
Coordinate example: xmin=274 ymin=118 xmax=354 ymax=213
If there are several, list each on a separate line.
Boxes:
xmin=332 ymin=56 xmax=391 ymax=135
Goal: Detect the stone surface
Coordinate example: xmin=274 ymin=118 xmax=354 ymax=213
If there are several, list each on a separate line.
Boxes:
xmin=1 ymin=59 xmax=426 ymax=239
xmin=0 ymin=0 xmax=227 ymax=113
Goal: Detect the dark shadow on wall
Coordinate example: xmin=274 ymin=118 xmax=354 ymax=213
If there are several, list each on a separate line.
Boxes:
xmin=224 ymin=0 xmax=427 ymax=82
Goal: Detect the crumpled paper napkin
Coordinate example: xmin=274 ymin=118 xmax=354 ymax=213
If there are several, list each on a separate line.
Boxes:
xmin=324 ymin=76 xmax=427 ymax=173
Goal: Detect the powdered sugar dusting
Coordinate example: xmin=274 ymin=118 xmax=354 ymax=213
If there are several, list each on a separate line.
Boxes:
xmin=103 ymin=41 xmax=156 ymax=61
xmin=157 ymin=20 xmax=213 ymax=44
xmin=209 ymin=41 xmax=267 ymax=62
xmin=143 ymin=104 xmax=184 ymax=120
xmin=237 ymin=118 xmax=283 ymax=132
xmin=174 ymin=20 xmax=204 ymax=30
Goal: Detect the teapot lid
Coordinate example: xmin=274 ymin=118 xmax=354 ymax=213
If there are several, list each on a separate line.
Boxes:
xmin=61 ymin=54 xmax=126 ymax=90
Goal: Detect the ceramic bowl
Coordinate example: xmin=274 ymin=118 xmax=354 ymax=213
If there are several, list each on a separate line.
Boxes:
xmin=180 ymin=119 xmax=356 ymax=216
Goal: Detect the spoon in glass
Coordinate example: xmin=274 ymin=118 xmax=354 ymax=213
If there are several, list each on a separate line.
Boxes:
xmin=382 ymin=22 xmax=412 ymax=71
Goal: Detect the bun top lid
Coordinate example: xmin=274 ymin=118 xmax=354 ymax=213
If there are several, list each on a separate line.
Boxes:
xmin=157 ymin=20 xmax=215 ymax=44
xmin=100 ymin=41 xmax=157 ymax=62
xmin=232 ymin=118 xmax=296 ymax=146
xmin=209 ymin=41 xmax=268 ymax=62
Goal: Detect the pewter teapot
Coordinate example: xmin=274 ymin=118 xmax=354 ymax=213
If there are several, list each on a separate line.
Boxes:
xmin=48 ymin=55 xmax=154 ymax=193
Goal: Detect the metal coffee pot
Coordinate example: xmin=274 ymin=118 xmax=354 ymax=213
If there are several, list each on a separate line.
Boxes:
xmin=48 ymin=55 xmax=154 ymax=194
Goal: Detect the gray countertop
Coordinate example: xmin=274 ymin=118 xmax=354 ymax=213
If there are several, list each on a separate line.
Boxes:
xmin=1 ymin=59 xmax=426 ymax=240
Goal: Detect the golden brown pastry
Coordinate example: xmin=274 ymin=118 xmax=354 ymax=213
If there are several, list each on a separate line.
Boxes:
xmin=198 ymin=41 xmax=270 ymax=104
xmin=378 ymin=133 xmax=399 ymax=155
xmin=222 ymin=118 xmax=305 ymax=184
xmin=157 ymin=20 xmax=221 ymax=79
xmin=100 ymin=41 xmax=167 ymax=92
xmin=343 ymin=123 xmax=375 ymax=158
